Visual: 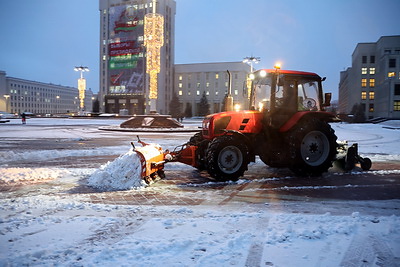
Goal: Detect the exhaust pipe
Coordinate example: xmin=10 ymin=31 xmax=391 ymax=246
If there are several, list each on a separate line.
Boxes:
xmin=225 ymin=70 xmax=233 ymax=111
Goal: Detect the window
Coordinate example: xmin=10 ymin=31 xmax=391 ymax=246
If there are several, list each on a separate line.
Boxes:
xmin=369 ymin=91 xmax=375 ymax=100
xmin=388 ymin=72 xmax=396 ymax=78
xmin=369 ymin=104 xmax=374 ymax=112
xmin=362 ymin=56 xmax=367 ymax=64
xmin=369 ymin=68 xmax=375 ymax=75
xmin=178 ymin=90 xmax=182 ymax=96
xmin=206 ymin=82 xmax=210 ymax=88
xmin=178 ymin=83 xmax=182 ymax=88
xmin=215 ymin=73 xmax=219 ymax=79
xmin=361 ymin=68 xmax=367 ymax=75
xmin=361 ymin=79 xmax=367 ymax=87
xmin=179 ymin=75 xmax=182 ymax=81
xmin=389 ymin=58 xmax=396 ymax=68
xmin=394 ymin=101 xmax=400 ymax=111
xmin=395 ymin=84 xmax=400 ymax=95
xmin=196 ymin=90 xmax=200 ymax=96
xmin=369 ymin=79 xmax=375 ymax=88
xmin=361 ymin=91 xmax=367 ymax=100
xmin=370 ymin=55 xmax=375 ymax=64
xmin=197 ymin=82 xmax=200 ymax=88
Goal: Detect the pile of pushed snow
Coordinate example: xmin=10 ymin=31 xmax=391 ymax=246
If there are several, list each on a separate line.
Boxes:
xmin=88 ymin=149 xmax=146 ymax=191
xmin=0 ymin=168 xmax=66 ymax=184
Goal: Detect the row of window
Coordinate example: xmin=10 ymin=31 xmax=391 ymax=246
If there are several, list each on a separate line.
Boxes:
xmin=361 ymin=55 xmax=398 ymax=68
xmin=361 ymin=67 xmax=375 ymax=75
xmin=362 ymin=84 xmax=400 ymax=98
xmin=178 ymin=73 xmax=239 ymax=81
xmin=10 ymin=102 xmax=77 ymax=108
xmin=9 ymin=83 xmax=74 ymax=93
xmin=178 ymin=81 xmax=237 ymax=89
xmin=361 ymin=79 xmax=375 ymax=87
xmin=360 ymin=102 xmax=400 ymax=113
xmin=361 ymin=91 xmax=375 ymax=100
xmin=362 ymin=55 xmax=375 ymax=64
xmin=178 ymin=89 xmax=240 ymax=97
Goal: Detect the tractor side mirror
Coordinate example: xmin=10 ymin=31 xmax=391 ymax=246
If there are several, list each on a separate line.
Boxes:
xmin=323 ymin=93 xmax=332 ymax=107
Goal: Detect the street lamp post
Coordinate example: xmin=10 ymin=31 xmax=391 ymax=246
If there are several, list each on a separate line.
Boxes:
xmin=74 ymin=66 xmax=89 ymax=115
xmin=56 ymin=95 xmax=60 ymax=114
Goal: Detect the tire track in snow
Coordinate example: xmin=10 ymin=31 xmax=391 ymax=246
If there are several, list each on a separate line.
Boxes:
xmin=340 ymin=233 xmax=398 ymax=266
xmin=245 ymin=217 xmax=270 ymax=267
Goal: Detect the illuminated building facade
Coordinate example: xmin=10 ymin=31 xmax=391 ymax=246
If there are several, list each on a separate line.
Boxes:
xmin=99 ymin=0 xmax=176 ymax=115
xmin=339 ymin=36 xmax=400 ymax=120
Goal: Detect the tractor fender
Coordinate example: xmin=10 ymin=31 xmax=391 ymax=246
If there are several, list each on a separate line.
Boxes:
xmin=221 ymin=130 xmax=256 ymax=162
xmin=279 ymin=111 xmax=338 ymax=133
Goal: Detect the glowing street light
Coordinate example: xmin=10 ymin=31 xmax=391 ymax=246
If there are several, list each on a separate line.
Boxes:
xmin=74 ymin=66 xmax=89 ymax=113
xmin=243 ymin=56 xmax=260 ymax=73
xmin=3 ymin=94 xmax=10 ymax=112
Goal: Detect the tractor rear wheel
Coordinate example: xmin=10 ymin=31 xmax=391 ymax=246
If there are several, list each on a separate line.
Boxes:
xmin=288 ymin=119 xmax=337 ymax=176
xmin=206 ymin=135 xmax=248 ymax=181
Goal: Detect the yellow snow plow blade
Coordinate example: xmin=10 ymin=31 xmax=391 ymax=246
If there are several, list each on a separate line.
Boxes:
xmin=131 ymin=138 xmax=166 ymax=185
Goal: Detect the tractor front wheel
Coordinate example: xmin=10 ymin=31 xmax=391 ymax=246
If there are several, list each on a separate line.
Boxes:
xmin=288 ymin=119 xmax=337 ymax=176
xmin=206 ymin=135 xmax=248 ymax=181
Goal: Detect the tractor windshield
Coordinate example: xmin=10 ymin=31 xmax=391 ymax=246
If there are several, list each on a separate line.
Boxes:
xmin=253 ymin=74 xmax=321 ymax=113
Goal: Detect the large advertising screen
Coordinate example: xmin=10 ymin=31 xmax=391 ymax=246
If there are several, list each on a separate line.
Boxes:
xmin=108 ymin=4 xmax=145 ymax=94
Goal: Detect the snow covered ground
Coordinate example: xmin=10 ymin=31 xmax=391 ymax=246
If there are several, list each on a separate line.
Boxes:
xmin=1 ymin=118 xmax=399 ymax=266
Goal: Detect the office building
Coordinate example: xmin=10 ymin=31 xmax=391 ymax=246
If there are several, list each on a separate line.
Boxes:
xmin=174 ymin=62 xmax=251 ymax=116
xmin=0 ymin=70 xmax=93 ymax=115
xmin=99 ymin=0 xmax=176 ymax=115
xmin=339 ymin=35 xmax=400 ymax=119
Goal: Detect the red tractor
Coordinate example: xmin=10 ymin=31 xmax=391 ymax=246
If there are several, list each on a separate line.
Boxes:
xmin=134 ymin=68 xmax=371 ymax=184
xmin=184 ymin=68 xmax=340 ymax=181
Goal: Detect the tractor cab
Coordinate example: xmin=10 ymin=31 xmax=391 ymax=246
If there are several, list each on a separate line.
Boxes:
xmin=251 ymin=69 xmax=333 ymax=129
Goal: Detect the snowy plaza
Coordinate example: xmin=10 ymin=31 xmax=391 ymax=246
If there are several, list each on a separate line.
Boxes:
xmin=0 ymin=118 xmax=400 ymax=266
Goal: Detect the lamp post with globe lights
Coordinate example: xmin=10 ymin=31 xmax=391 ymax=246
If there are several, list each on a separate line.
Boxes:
xmin=243 ymin=56 xmax=260 ymax=108
xmin=243 ymin=56 xmax=260 ymax=73
xmin=3 ymin=94 xmax=10 ymax=113
xmin=74 ymin=66 xmax=89 ymax=115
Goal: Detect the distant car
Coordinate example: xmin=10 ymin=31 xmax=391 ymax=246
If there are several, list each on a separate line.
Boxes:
xmin=0 ymin=111 xmax=17 ymax=119
xmin=0 ymin=112 xmax=11 ymax=123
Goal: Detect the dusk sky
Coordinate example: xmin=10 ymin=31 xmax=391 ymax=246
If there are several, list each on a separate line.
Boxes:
xmin=0 ymin=0 xmax=399 ymax=100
